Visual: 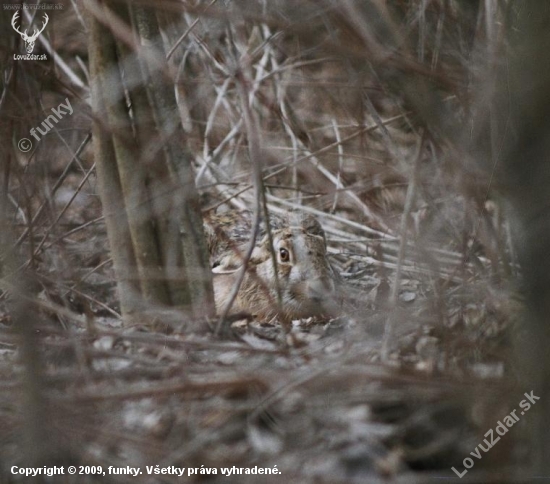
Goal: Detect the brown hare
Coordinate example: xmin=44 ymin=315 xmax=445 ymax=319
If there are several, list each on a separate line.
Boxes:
xmin=204 ymin=210 xmax=339 ymax=321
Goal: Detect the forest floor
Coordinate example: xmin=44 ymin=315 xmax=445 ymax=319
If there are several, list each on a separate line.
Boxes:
xmin=0 ymin=2 xmax=528 ymax=482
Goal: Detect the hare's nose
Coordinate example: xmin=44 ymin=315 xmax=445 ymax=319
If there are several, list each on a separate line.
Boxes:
xmin=306 ymin=277 xmax=335 ymax=301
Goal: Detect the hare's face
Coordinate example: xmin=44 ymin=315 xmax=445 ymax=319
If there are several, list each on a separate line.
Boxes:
xmin=208 ymin=211 xmax=339 ymax=320
xmin=256 ymin=217 xmax=338 ymax=318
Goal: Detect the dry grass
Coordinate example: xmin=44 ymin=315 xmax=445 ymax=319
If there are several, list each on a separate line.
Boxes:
xmin=0 ymin=1 xmax=528 ymax=482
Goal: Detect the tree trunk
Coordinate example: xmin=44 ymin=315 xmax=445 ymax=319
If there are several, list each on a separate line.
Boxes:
xmin=86 ymin=0 xmax=215 ymax=327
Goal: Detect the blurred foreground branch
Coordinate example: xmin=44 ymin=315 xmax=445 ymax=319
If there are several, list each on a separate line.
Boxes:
xmin=86 ymin=0 xmax=215 ymax=326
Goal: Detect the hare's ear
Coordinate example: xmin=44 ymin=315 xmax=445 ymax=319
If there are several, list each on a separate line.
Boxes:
xmin=213 ymin=246 xmax=267 ymax=272
xmin=212 ymin=254 xmax=241 ymax=273
xmin=203 ymin=220 xmax=217 ymax=254
xmin=266 ymin=213 xmax=286 ymax=231
xmin=250 ymin=245 xmax=269 ymax=264
xmin=301 ymin=214 xmax=326 ymax=239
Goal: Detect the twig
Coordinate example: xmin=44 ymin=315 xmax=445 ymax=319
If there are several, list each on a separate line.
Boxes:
xmin=382 ymin=132 xmax=424 ymax=361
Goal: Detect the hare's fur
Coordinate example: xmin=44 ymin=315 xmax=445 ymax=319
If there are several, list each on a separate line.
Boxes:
xmin=204 ymin=211 xmax=339 ymax=321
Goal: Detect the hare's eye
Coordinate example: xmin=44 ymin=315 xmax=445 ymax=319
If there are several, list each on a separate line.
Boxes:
xmin=279 ymin=248 xmax=290 ymax=262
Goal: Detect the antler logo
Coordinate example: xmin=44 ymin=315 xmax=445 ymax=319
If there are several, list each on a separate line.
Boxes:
xmin=11 ymin=11 xmax=49 ymax=54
